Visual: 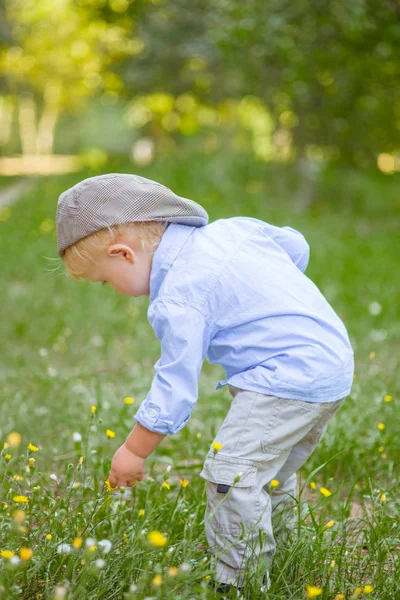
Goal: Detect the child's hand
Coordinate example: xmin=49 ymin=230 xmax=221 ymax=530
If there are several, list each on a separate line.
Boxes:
xmin=108 ymin=443 xmax=145 ymax=488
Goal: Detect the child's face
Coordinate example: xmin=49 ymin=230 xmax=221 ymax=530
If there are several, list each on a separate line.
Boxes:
xmin=82 ymin=240 xmax=154 ymax=297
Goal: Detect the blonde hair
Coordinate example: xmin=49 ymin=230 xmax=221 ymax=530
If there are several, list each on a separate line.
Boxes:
xmin=62 ymin=220 xmax=168 ymax=281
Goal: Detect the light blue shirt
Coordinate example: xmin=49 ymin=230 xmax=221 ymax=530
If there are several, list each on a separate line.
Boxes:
xmin=134 ymin=218 xmax=354 ymax=435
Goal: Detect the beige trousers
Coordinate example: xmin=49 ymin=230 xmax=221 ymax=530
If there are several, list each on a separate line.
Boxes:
xmin=199 ymin=385 xmax=345 ymax=588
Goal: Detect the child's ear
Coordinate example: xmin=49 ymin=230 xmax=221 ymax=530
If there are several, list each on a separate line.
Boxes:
xmin=108 ymin=244 xmax=135 ymax=262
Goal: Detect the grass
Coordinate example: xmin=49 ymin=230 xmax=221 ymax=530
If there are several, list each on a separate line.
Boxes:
xmin=0 ymin=149 xmax=399 ymax=599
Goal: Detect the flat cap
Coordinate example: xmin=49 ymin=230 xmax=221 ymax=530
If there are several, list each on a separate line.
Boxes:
xmin=56 ymin=173 xmax=209 ymax=256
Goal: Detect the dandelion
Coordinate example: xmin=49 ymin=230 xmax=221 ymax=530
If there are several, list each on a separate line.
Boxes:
xmin=105 ymin=479 xmax=118 ymax=491
xmin=98 ymin=539 xmax=112 ymax=554
xmin=13 ymin=496 xmax=29 ymax=504
xmin=335 ymin=595 xmax=344 ymax=600
xmin=7 ymin=432 xmax=21 ymax=447
xmin=306 ymin=586 xmax=323 ymax=598
xmin=57 ymin=544 xmax=72 ymax=554
xmin=85 ymin=538 xmax=96 ymax=549
xmin=95 ymin=559 xmax=106 ymax=569
xmin=13 ymin=511 xmax=25 ymax=524
xmin=330 ymin=560 xmax=336 ymax=568
xmin=180 ymin=479 xmax=189 ymax=488
xmin=168 ymin=566 xmax=179 ymax=576
xmin=353 ymin=587 xmax=363 ymax=595
xmin=19 ymin=547 xmax=33 ymax=561
xmin=13 ymin=475 xmax=23 ymax=481
xmin=212 ymin=441 xmax=223 ymax=453
xmin=319 ymin=487 xmax=331 ymax=497
xmin=4 ymin=454 xmax=11 ymax=460
xmin=162 ymin=481 xmax=170 ymax=490
xmin=1 ymin=550 xmax=15 ymax=559
xmin=72 ymin=432 xmax=82 ymax=442
xmin=364 ymin=585 xmax=374 ymax=594
xmin=378 ymin=446 xmax=384 ymax=452
xmin=196 ymin=432 xmax=202 ymax=439
xmin=46 ymin=534 xmax=52 ymax=540
xmin=326 ymin=520 xmax=335 ymax=528
xmin=72 ymin=537 xmax=82 ymax=549
xmin=27 ymin=442 xmax=38 ymax=452
xmin=28 ymin=457 xmax=35 ymax=464
xmin=270 ymin=479 xmax=280 ymax=488
xmin=91 ymin=405 xmax=97 ymax=414
xmin=310 ymin=481 xmax=316 ymax=489
xmin=377 ymin=423 xmax=385 ymax=431
xmin=89 ymin=545 xmax=97 ymax=552
xmin=139 ymin=509 xmax=145 ymax=517
xmin=147 ymin=531 xmax=167 ymax=547
xmin=54 ymin=587 xmax=68 ymax=599
xmin=152 ymin=574 xmax=163 ymax=586
xmin=381 ymin=493 xmax=386 ymax=502
xmin=124 ymin=396 xmax=135 ymax=405
xmin=106 ymin=429 xmax=116 ymax=438
xmin=384 ymin=395 xmax=392 ymax=402
xmin=79 ymin=456 xmax=84 ymax=464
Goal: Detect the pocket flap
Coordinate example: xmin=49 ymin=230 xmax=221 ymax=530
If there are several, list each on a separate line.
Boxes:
xmin=199 ymin=454 xmax=257 ymax=487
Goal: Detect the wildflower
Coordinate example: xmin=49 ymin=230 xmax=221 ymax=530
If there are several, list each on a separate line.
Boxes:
xmin=98 ymin=539 xmax=112 ymax=554
xmin=152 ymin=574 xmax=163 ymax=586
xmin=364 ymin=585 xmax=374 ymax=594
xmin=384 ymin=395 xmax=392 ymax=402
xmin=353 ymin=587 xmax=363 ymax=595
xmin=147 ymin=531 xmax=167 ymax=547
xmin=310 ymin=481 xmax=316 ymax=489
xmin=319 ymin=487 xmax=331 ymax=497
xmin=369 ymin=351 xmax=375 ymax=359
xmin=54 ymin=587 xmax=68 ymax=599
xmin=89 ymin=545 xmax=97 ymax=552
xmin=382 ymin=453 xmax=387 ymax=459
xmin=212 ymin=441 xmax=223 ymax=453
xmin=326 ymin=520 xmax=335 ymax=528
xmin=162 ymin=481 xmax=170 ymax=490
xmin=106 ymin=429 xmax=116 ymax=438
xmin=105 ymin=479 xmax=118 ymax=491
xmin=377 ymin=423 xmax=385 ymax=431
xmin=378 ymin=446 xmax=384 ymax=452
xmin=168 ymin=566 xmax=179 ymax=576
xmin=13 ymin=475 xmax=23 ymax=481
xmin=1 ymin=550 xmax=14 ymax=559
xmin=180 ymin=479 xmax=189 ymax=487
xmin=72 ymin=537 xmax=83 ymax=549
xmin=72 ymin=432 xmax=82 ymax=442
xmin=46 ymin=534 xmax=52 ymax=540
xmin=13 ymin=496 xmax=29 ymax=504
xmin=85 ymin=538 xmax=96 ymax=549
xmin=57 ymin=544 xmax=72 ymax=554
xmin=335 ymin=595 xmax=344 ymax=600
xmin=95 ymin=558 xmax=106 ymax=568
xmin=2 ymin=504 xmax=7 ymax=509
xmin=79 ymin=456 xmax=84 ymax=464
xmin=27 ymin=442 xmax=38 ymax=452
xmin=139 ymin=509 xmax=145 ymax=517
xmin=306 ymin=586 xmax=323 ymax=598
xmin=196 ymin=432 xmax=201 ymax=438
xmin=270 ymin=479 xmax=280 ymax=488
xmin=381 ymin=493 xmax=386 ymax=502
xmin=124 ymin=396 xmax=135 ymax=405
xmin=50 ymin=473 xmax=60 ymax=483
xmin=19 ymin=547 xmax=33 ymax=561
xmin=91 ymin=405 xmax=97 ymax=414
xmin=7 ymin=432 xmax=21 ymax=447
xmin=330 ymin=560 xmax=336 ymax=568
xmin=28 ymin=457 xmax=35 ymax=464
xmin=5 ymin=454 xmax=11 ymax=460
xmin=13 ymin=511 xmax=25 ymax=524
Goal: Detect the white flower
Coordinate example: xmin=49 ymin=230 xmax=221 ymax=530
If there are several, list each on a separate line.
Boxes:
xmin=39 ymin=348 xmax=48 ymax=357
xmin=72 ymin=432 xmax=82 ymax=442
xmin=98 ymin=539 xmax=112 ymax=554
xmin=47 ymin=366 xmax=57 ymax=377
xmin=54 ymin=587 xmax=68 ymax=599
xmin=10 ymin=555 xmax=21 ymax=566
xmin=49 ymin=473 xmax=60 ymax=483
xmin=369 ymin=301 xmax=382 ymax=316
xmin=166 ymin=465 xmax=172 ymax=473
xmin=129 ymin=584 xmax=137 ymax=593
xmin=180 ymin=562 xmax=192 ymax=572
xmin=85 ymin=537 xmax=96 ymax=548
xmin=95 ymin=559 xmax=106 ymax=569
xmin=56 ymin=544 xmax=72 ymax=554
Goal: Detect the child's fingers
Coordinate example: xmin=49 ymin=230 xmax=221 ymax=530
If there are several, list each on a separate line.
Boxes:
xmin=108 ymin=472 xmax=118 ymax=488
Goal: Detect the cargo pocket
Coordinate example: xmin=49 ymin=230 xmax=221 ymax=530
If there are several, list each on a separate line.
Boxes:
xmin=262 ymin=397 xmax=324 ymax=456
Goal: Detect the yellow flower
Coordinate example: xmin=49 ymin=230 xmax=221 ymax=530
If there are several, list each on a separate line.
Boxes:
xmin=307 ymin=586 xmax=323 ymax=598
xmin=212 ymin=441 xmax=223 ymax=453
xmin=1 ymin=550 xmax=14 ymax=559
xmin=3 ymin=504 xmax=8 ymax=510
xmin=79 ymin=456 xmax=84 ymax=464
xmin=378 ymin=446 xmax=384 ymax=452
xmin=384 ymin=395 xmax=392 ymax=402
xmin=382 ymin=452 xmax=387 ymax=459
xmin=91 ymin=405 xmax=97 ymax=414
xmin=326 ymin=520 xmax=335 ymax=528
xmin=20 ymin=547 xmax=33 ymax=561
xmin=138 ymin=509 xmax=145 ymax=517
xmin=152 ymin=574 xmax=163 ymax=586
xmin=89 ymin=545 xmax=97 ymax=552
xmin=377 ymin=423 xmax=385 ymax=431
xmin=13 ymin=511 xmax=25 ymax=524
xmin=310 ymin=481 xmax=316 ymax=489
xmin=330 ymin=560 xmax=336 ymax=568
xmin=46 ymin=534 xmax=52 ymax=540
xmin=335 ymin=595 xmax=344 ymax=600
xmin=28 ymin=457 xmax=35 ymax=464
xmin=147 ymin=530 xmax=167 ymax=547
xmin=270 ymin=479 xmax=280 ymax=488
xmin=4 ymin=454 xmax=11 ymax=460
xmin=162 ymin=481 xmax=171 ymax=490
xmin=73 ymin=537 xmax=83 ymax=549
xmin=168 ymin=566 xmax=179 ymax=576
xmin=106 ymin=429 xmax=116 ymax=438
xmin=27 ymin=442 xmax=38 ymax=452
xmin=124 ymin=396 xmax=135 ymax=405
xmin=180 ymin=479 xmax=189 ymax=488
xmin=105 ymin=479 xmax=118 ymax=491
xmin=364 ymin=585 xmax=374 ymax=594
xmin=353 ymin=587 xmax=363 ymax=595
xmin=7 ymin=432 xmax=21 ymax=447
xmin=13 ymin=496 xmax=29 ymax=504
xmin=3 ymin=442 xmax=9 ymax=449
xmin=319 ymin=487 xmax=331 ymax=497
xmin=13 ymin=475 xmax=23 ymax=481
xmin=196 ymin=432 xmax=202 ymax=439
xmin=369 ymin=351 xmax=375 ymax=359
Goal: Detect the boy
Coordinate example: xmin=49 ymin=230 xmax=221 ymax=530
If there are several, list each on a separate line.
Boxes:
xmin=56 ymin=173 xmax=354 ymax=596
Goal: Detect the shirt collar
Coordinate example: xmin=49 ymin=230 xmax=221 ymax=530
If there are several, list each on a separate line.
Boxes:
xmin=149 ymin=223 xmax=196 ymax=303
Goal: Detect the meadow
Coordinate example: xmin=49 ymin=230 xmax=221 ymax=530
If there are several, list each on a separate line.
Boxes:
xmin=0 ymin=150 xmax=399 ymax=599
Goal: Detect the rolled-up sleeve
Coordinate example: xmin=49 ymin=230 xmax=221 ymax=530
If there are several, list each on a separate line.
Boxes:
xmin=134 ymin=298 xmax=213 ymax=435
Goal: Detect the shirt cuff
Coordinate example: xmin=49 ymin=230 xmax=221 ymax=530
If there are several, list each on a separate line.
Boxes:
xmin=134 ymin=402 xmax=191 ymax=435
